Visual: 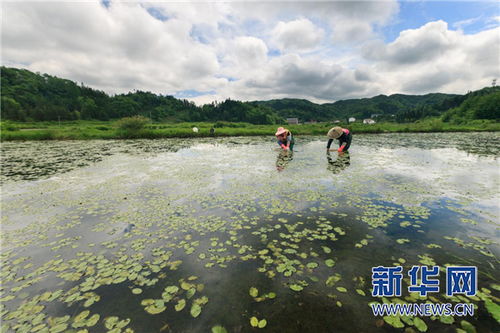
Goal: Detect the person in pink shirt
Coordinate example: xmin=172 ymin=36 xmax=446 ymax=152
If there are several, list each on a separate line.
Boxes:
xmin=327 ymin=127 xmax=352 ymax=154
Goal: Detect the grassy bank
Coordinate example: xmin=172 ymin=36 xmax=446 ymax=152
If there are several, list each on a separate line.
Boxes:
xmin=1 ymin=119 xmax=499 ymax=141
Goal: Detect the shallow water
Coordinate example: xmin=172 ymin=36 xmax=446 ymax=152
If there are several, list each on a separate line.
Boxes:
xmin=1 ymin=133 xmax=499 ymax=333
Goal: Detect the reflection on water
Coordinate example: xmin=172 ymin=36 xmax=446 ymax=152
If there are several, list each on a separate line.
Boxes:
xmin=1 ymin=133 xmax=498 ymax=183
xmin=276 ymin=150 xmax=294 ymax=172
xmin=326 ymin=151 xmax=350 ymax=174
xmin=352 ymin=132 xmax=500 ymax=156
xmin=1 ymin=133 xmax=499 ymax=333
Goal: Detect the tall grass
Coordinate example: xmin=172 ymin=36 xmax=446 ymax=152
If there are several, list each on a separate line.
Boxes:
xmin=1 ymin=119 xmax=499 ymax=141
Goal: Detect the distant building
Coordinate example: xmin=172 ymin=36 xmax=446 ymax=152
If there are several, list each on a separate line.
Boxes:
xmin=304 ymin=120 xmax=317 ymax=124
xmin=363 ymin=118 xmax=376 ymax=124
xmin=287 ymin=118 xmax=299 ymax=125
xmin=371 ymin=114 xmax=381 ymax=118
xmin=333 ymin=120 xmax=341 ymax=123
xmin=348 ymin=117 xmax=356 ymax=123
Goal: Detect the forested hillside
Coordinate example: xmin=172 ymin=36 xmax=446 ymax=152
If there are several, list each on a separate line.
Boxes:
xmin=0 ymin=67 xmax=282 ymax=124
xmin=254 ymin=93 xmax=458 ymax=122
xmin=1 ymin=66 xmax=498 ymax=124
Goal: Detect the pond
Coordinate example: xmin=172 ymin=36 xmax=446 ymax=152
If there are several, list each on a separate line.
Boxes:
xmin=1 ymin=133 xmax=499 ymax=333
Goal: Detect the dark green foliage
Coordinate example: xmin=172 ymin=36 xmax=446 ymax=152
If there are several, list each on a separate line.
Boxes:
xmin=2 ymin=67 xmax=94 ymax=121
xmin=257 ymin=89 xmax=499 ymax=124
xmin=252 ymin=98 xmax=334 ymax=122
xmin=202 ymin=100 xmax=282 ymax=124
xmin=395 ymin=105 xmax=440 ymax=122
xmin=441 ymin=87 xmax=500 ymax=123
xmin=116 ymin=116 xmax=149 ymax=131
xmin=2 ymin=66 xmax=498 ymax=125
xmin=255 ymin=93 xmax=460 ymax=123
xmin=474 ymin=92 xmax=500 ymax=119
xmin=213 ymin=121 xmax=249 ymax=128
xmin=2 ymin=120 xmax=499 ymax=141
xmin=1 ymin=120 xmax=19 ymax=131
xmin=1 ymin=96 xmax=26 ymax=121
xmin=1 ymin=67 xmax=282 ymax=124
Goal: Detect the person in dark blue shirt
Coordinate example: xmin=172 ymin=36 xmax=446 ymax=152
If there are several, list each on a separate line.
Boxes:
xmin=327 ymin=127 xmax=352 ymax=154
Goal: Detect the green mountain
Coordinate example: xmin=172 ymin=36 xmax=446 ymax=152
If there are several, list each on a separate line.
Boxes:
xmin=255 ymin=93 xmax=460 ymax=122
xmin=251 ymin=98 xmax=337 ymax=121
xmin=1 ymin=66 xmax=498 ymax=124
xmin=0 ymin=67 xmax=282 ymax=124
xmin=441 ymin=87 xmax=500 ymax=122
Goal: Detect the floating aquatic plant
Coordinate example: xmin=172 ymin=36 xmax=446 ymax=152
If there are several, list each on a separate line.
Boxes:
xmin=1 ymin=135 xmax=498 ymax=332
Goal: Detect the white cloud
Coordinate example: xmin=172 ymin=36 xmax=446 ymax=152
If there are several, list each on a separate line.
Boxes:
xmin=271 ymin=19 xmax=324 ymax=52
xmin=2 ymin=1 xmax=224 ymax=94
xmin=222 ymin=36 xmax=268 ymax=69
xmin=363 ymin=21 xmax=500 ymax=95
xmin=363 ymin=21 xmax=456 ymax=65
xmin=212 ymin=54 xmax=381 ymax=103
xmin=1 ymin=0 xmax=498 ymax=106
xmin=230 ymin=1 xmax=398 ymax=25
xmin=452 ymin=16 xmax=482 ymax=30
xmin=332 ymin=20 xmax=374 ymax=44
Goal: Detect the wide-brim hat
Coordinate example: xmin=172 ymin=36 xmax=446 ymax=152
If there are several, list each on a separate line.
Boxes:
xmin=327 ymin=127 xmax=343 ymax=139
xmin=275 ymin=127 xmax=287 ymax=136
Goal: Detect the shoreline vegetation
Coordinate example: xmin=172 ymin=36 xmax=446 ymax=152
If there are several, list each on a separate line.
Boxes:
xmin=2 ymin=119 xmax=499 ymax=141
xmin=2 ymin=67 xmax=499 ymax=141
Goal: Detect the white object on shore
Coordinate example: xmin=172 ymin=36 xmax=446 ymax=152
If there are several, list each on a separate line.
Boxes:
xmin=192 ymin=127 xmax=199 ymax=133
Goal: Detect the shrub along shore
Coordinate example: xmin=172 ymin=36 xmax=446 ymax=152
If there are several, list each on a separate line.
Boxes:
xmin=1 ymin=119 xmax=499 ymax=141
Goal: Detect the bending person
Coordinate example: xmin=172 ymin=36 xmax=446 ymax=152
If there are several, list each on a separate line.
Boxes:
xmin=275 ymin=127 xmax=294 ymax=151
xmin=327 ymin=126 xmax=352 ymax=154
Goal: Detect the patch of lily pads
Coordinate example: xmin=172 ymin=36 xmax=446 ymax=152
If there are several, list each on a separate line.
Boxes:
xmin=1 ymin=135 xmax=499 ymax=332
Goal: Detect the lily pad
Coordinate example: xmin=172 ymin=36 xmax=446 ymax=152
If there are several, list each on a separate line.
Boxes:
xmin=460 ymin=320 xmax=476 ymax=333
xmin=306 ymin=262 xmax=318 ymax=269
xmin=413 ymin=317 xmax=427 ymax=332
xmin=289 ymin=284 xmax=303 ymax=292
xmin=190 ymin=303 xmax=202 ymax=318
xmin=175 ymin=299 xmax=186 ymax=312
xmin=383 ymin=315 xmax=404 ymax=328
xmin=74 ymin=310 xmax=90 ymax=322
xmin=326 ymin=274 xmax=341 ymax=287
xmin=484 ymin=299 xmax=500 ymax=323
xmin=322 ymin=246 xmax=331 ymax=254
xmin=250 ymin=316 xmax=259 ymax=327
xmin=325 ymin=259 xmax=335 ymax=267
xmin=249 ymin=287 xmax=258 ymax=298
xmin=439 ymin=315 xmax=454 ymax=324
xmin=211 ymin=326 xmax=228 ymax=333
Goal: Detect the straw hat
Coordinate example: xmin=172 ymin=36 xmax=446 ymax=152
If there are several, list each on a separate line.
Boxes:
xmin=327 ymin=127 xmax=343 ymax=139
xmin=275 ymin=127 xmax=287 ymax=136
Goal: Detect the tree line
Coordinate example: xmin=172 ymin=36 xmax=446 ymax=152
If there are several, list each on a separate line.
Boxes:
xmin=0 ymin=67 xmax=282 ymax=124
xmin=1 ymin=66 xmax=498 ymax=124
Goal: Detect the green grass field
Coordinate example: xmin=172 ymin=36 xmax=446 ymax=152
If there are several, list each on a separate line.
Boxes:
xmin=1 ymin=119 xmax=499 ymax=141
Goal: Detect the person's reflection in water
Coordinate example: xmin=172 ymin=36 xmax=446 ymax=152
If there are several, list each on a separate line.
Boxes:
xmin=327 ymin=151 xmax=350 ymax=174
xmin=276 ymin=150 xmax=294 ymax=172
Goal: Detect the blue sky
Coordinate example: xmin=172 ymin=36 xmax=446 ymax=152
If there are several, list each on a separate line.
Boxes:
xmin=2 ymin=1 xmax=499 ymax=104
xmin=387 ymin=1 xmax=499 ymax=40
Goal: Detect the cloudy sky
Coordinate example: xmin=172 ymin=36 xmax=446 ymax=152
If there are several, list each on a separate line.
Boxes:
xmin=2 ymin=0 xmax=499 ymax=104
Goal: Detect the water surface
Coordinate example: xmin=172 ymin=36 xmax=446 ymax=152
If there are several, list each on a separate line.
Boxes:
xmin=1 ymin=133 xmax=499 ymax=332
